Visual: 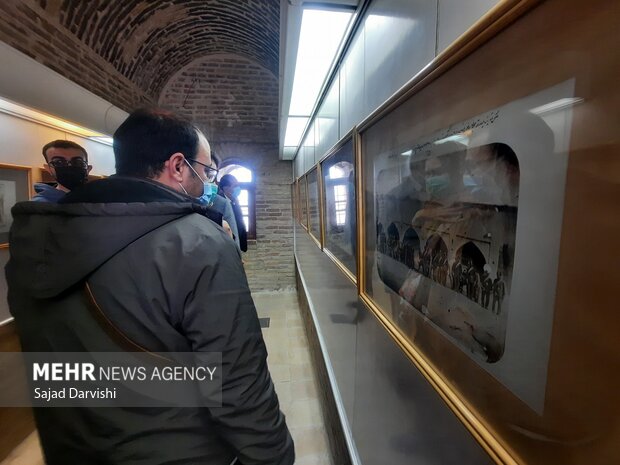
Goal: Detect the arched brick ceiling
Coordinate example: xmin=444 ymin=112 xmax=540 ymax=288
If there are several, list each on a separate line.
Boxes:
xmin=38 ymin=0 xmax=279 ymax=99
xmin=159 ymin=53 xmax=279 ymax=146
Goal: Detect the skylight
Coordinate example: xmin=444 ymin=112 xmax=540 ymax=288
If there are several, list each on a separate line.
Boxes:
xmin=283 ymin=8 xmax=353 ymax=151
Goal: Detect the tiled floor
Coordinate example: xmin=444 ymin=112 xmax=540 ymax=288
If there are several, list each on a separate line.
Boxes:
xmin=253 ymin=291 xmax=334 ymax=465
xmin=1 ymin=291 xmax=334 ymax=465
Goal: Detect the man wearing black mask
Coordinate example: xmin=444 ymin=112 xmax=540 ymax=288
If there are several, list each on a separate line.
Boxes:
xmin=219 ymin=174 xmax=248 ymax=252
xmin=32 ymin=140 xmax=92 ymax=202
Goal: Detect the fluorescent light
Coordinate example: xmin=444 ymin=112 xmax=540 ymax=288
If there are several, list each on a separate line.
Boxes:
xmin=284 ymin=116 xmax=309 ymax=147
xmin=288 ymin=9 xmax=352 ymax=116
xmin=530 ymin=98 xmax=584 ymax=115
xmin=401 ymin=149 xmax=413 ymax=156
xmin=0 ymin=96 xmax=107 ymax=138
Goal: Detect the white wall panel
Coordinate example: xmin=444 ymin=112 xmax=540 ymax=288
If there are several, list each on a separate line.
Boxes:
xmin=339 ymin=30 xmax=366 ymax=137
xmin=315 ymin=76 xmax=340 ymax=160
xmin=437 ymin=0 xmax=500 ymax=53
xmin=0 ymin=112 xmax=63 ymax=169
xmin=363 ymin=0 xmax=437 ymax=114
xmin=0 ymin=112 xmax=114 ymax=176
xmin=302 ymin=121 xmax=316 ymax=173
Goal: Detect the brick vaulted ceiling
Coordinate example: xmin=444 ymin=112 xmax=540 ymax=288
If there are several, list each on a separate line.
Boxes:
xmin=36 ymin=0 xmax=280 ymax=99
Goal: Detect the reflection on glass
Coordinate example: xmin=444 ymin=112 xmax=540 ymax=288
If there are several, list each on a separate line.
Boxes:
xmin=373 ymin=140 xmax=519 ymax=364
xmin=300 ymin=176 xmax=308 ymax=227
xmin=307 ymin=169 xmax=320 ymax=239
xmin=321 ymin=139 xmax=356 ymax=275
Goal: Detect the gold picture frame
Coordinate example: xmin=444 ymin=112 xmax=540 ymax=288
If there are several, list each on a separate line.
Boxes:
xmin=306 ymin=166 xmax=322 ymax=249
xmin=299 ymin=174 xmax=308 ymax=231
xmin=291 ymin=180 xmax=298 ymax=223
xmin=0 ymin=163 xmax=33 ymax=248
xmin=319 ymin=133 xmax=357 ymax=284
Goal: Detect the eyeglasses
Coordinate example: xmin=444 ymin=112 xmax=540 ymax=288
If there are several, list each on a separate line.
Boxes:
xmin=48 ymin=157 xmax=88 ymax=169
xmin=187 ymin=159 xmax=218 ymax=182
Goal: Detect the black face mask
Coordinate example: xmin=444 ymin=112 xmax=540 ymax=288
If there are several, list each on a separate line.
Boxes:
xmin=54 ymin=166 xmax=88 ymax=190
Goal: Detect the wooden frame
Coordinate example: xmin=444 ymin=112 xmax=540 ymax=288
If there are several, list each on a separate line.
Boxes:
xmin=306 ymin=166 xmax=322 ymax=248
xmin=291 ymin=180 xmax=298 ymax=223
xmin=319 ymin=132 xmax=357 ymax=284
xmin=0 ymin=163 xmax=32 ymax=248
xmin=354 ymin=1 xmax=620 ymax=465
xmin=299 ymin=174 xmax=309 ymax=230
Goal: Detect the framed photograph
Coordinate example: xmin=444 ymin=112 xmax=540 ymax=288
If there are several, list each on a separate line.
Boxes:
xmin=0 ymin=164 xmax=32 ymax=248
xmin=299 ymin=174 xmax=308 ymax=229
xmin=306 ymin=167 xmax=322 ymax=247
xmin=358 ymin=0 xmax=619 ymax=464
xmin=320 ymin=137 xmax=357 ymax=280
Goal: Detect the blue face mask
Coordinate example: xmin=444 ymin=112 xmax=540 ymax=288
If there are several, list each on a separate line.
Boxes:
xmin=199 ymin=182 xmax=218 ymax=205
xmin=182 ymin=159 xmax=217 ymax=205
xmin=232 ymin=186 xmax=241 ymax=198
xmin=426 ymin=174 xmax=450 ymax=196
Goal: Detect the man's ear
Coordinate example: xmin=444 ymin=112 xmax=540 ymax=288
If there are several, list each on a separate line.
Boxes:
xmin=87 ymin=165 xmax=93 ymax=174
xmin=166 ymin=152 xmax=186 ymax=182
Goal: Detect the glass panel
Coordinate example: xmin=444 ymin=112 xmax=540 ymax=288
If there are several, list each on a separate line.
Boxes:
xmin=321 ymin=139 xmax=356 ymax=275
xmin=307 ymin=168 xmax=321 ymax=239
xmin=243 ymin=216 xmax=249 ymax=231
xmin=241 ymin=207 xmax=249 ymax=216
xmin=372 ymin=141 xmax=519 ymax=364
xmin=300 ymin=176 xmax=308 ymax=227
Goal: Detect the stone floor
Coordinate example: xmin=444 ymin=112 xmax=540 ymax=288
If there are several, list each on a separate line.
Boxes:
xmin=253 ymin=291 xmax=334 ymax=465
xmin=1 ymin=290 xmax=334 ymax=465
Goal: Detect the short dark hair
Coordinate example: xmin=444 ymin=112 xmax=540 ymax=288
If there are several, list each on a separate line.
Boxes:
xmin=113 ymin=108 xmax=200 ymax=178
xmin=219 ymin=174 xmax=238 ymax=189
xmin=42 ymin=140 xmax=88 ymax=162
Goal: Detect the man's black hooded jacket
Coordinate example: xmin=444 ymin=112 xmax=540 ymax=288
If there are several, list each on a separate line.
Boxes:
xmin=5 ymin=176 xmax=294 ymax=465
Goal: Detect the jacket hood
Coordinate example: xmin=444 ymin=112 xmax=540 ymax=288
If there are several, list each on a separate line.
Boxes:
xmin=7 ymin=201 xmax=206 ymax=299
xmin=7 ymin=177 xmax=215 ymax=299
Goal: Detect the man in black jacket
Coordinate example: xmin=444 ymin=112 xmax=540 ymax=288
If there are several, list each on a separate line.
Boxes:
xmin=6 ymin=108 xmax=294 ymax=465
xmin=218 ymin=174 xmax=248 ymax=252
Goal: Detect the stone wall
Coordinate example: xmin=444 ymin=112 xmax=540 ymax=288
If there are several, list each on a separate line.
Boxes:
xmin=160 ymin=54 xmax=295 ymax=291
